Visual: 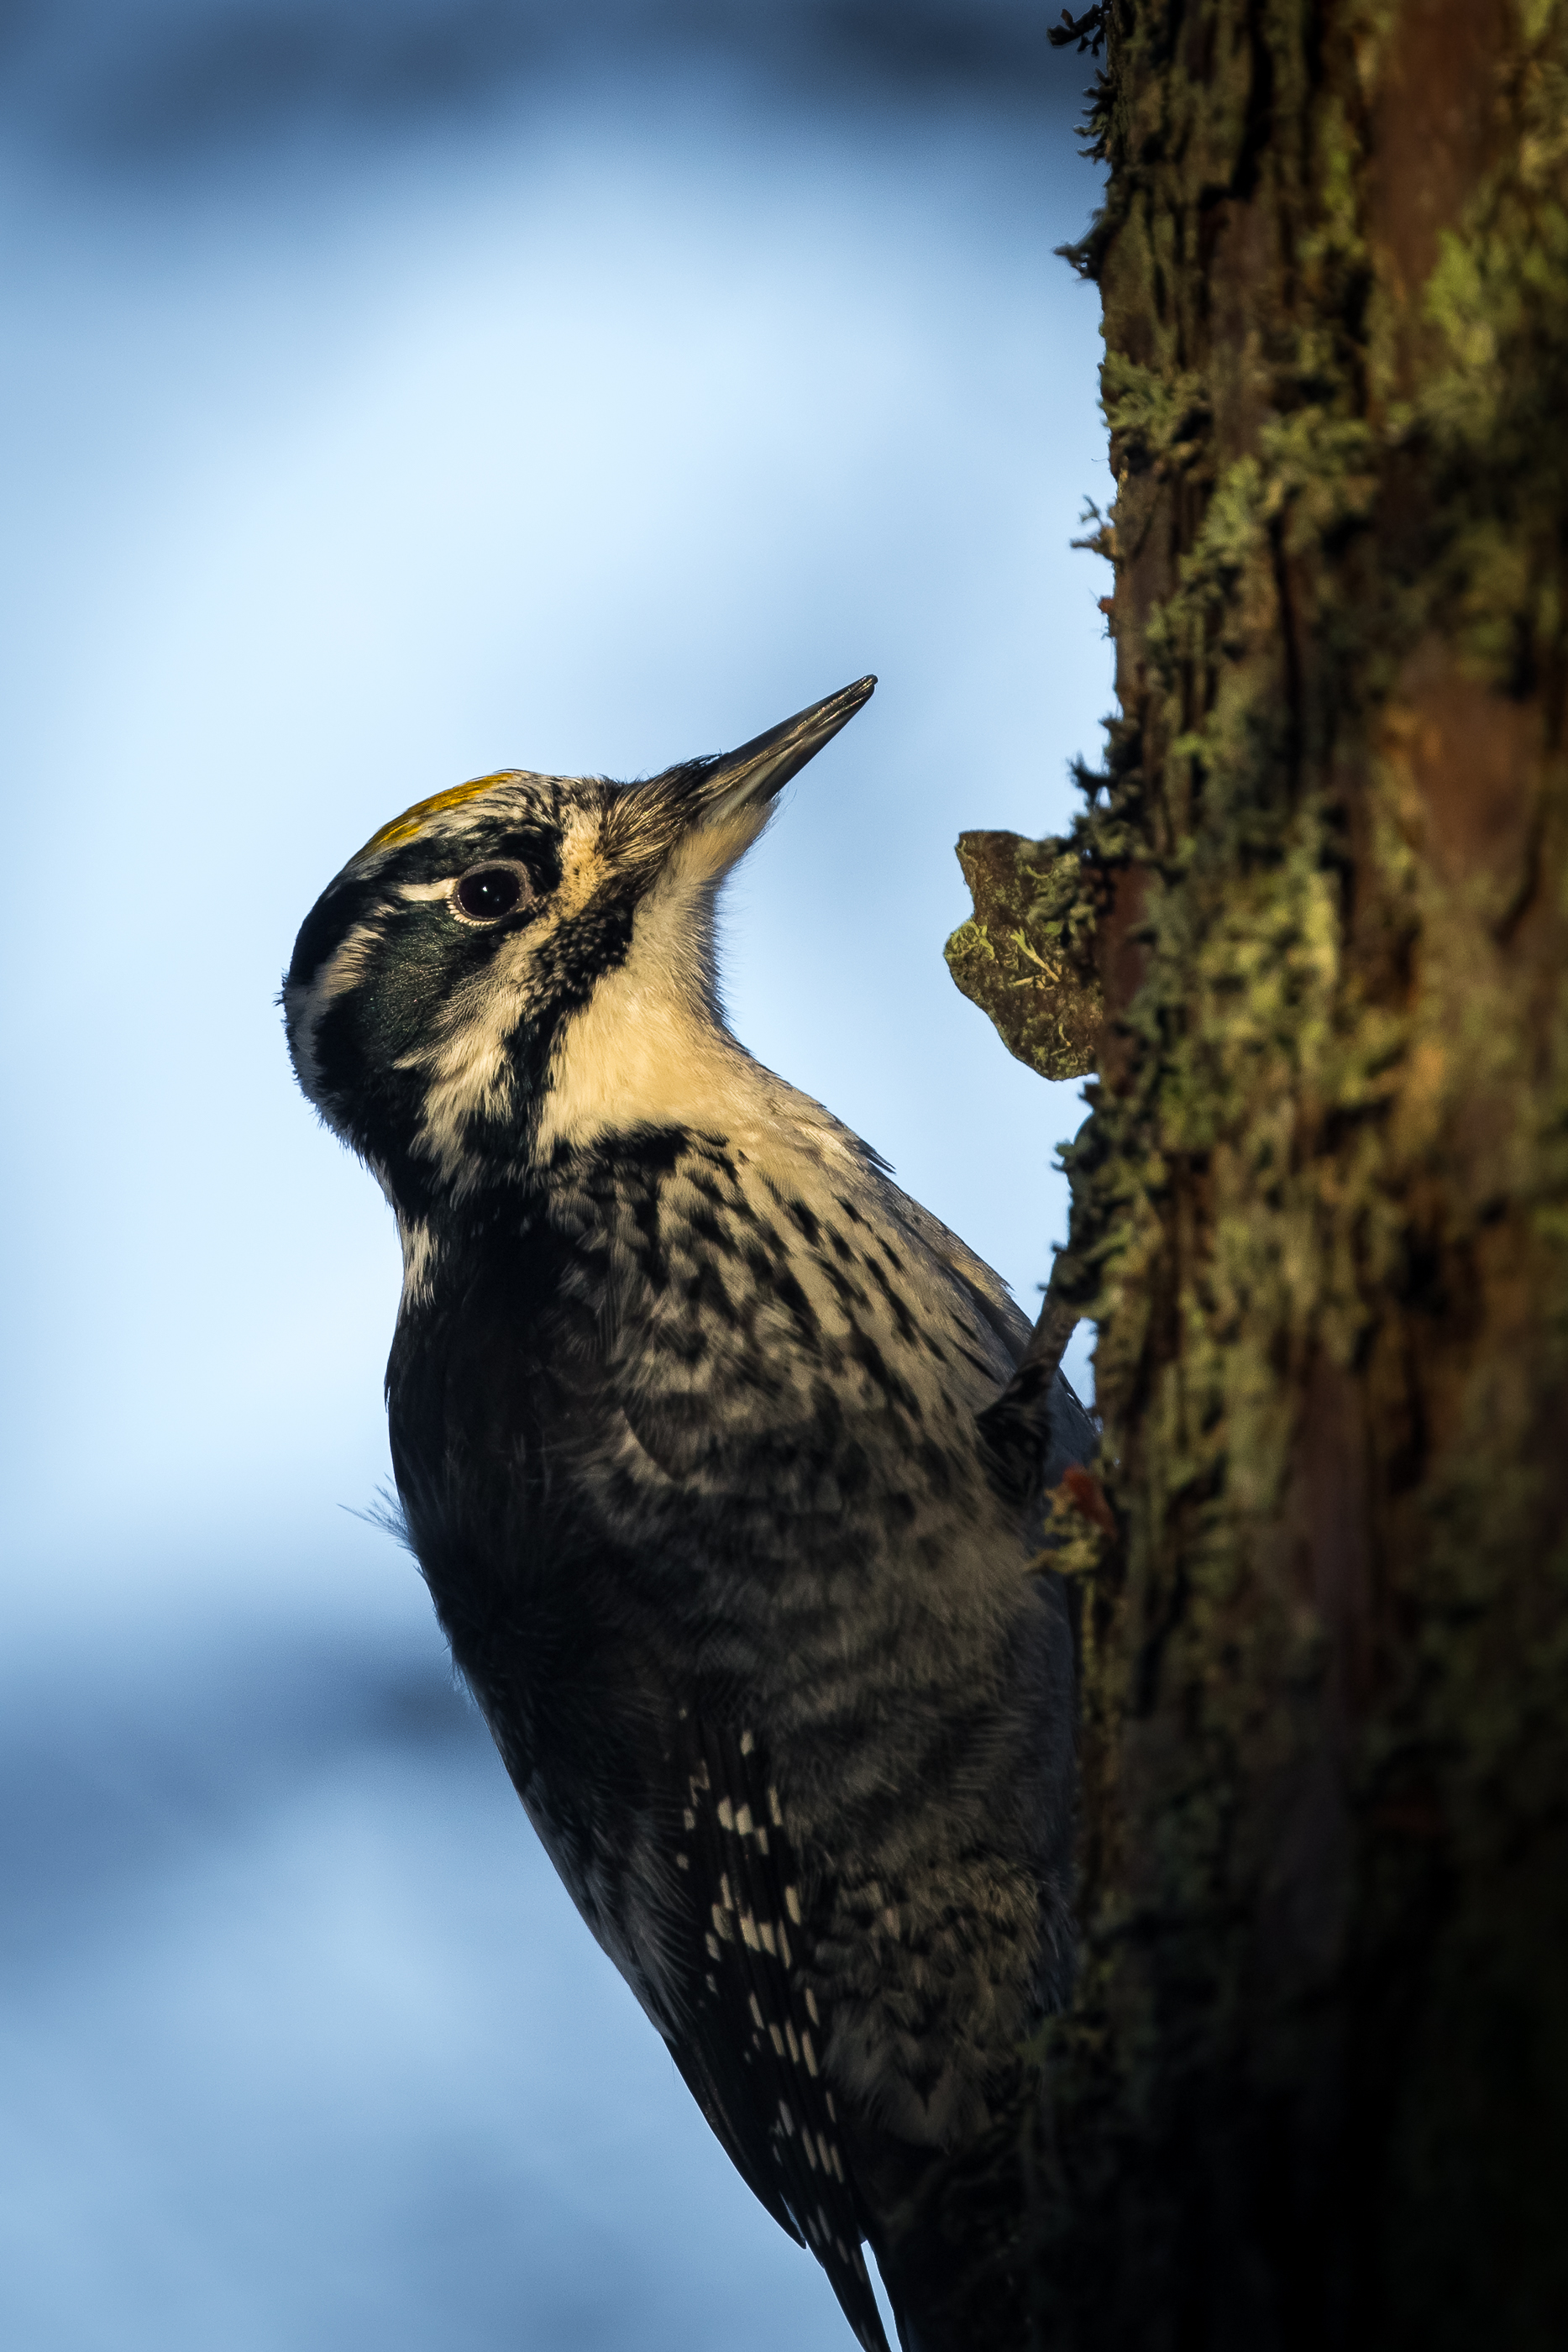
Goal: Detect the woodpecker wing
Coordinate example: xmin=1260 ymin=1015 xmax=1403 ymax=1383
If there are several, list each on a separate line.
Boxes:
xmin=668 ymin=1709 xmax=891 ymax=2352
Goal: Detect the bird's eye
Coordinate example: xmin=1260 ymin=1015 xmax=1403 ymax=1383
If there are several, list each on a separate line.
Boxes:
xmin=453 ymin=864 xmax=527 ymax=923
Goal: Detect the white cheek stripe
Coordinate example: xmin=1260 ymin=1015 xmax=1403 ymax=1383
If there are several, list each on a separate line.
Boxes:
xmin=404 ymin=970 xmax=524 ymax=1187
xmin=318 ymin=919 xmax=388 ymax=1000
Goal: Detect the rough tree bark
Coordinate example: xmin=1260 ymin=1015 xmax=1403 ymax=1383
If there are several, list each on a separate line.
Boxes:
xmin=941 ymin=2 xmax=1568 ymax=2344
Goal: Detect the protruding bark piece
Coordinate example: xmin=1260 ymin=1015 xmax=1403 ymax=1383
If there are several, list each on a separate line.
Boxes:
xmin=943 ymin=831 xmax=1102 ymax=1079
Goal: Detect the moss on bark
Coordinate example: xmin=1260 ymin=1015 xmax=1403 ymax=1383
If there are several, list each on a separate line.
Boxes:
xmin=947 ymin=2 xmax=1568 ymax=2341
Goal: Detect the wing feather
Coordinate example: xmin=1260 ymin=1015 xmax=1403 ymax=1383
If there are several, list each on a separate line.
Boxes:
xmin=668 ymin=1708 xmax=890 ymax=2352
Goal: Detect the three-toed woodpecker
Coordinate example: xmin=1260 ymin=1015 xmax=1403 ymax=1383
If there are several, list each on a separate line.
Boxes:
xmin=284 ymin=678 xmax=1093 ymax=2352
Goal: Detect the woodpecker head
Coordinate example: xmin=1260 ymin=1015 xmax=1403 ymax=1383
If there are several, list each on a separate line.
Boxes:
xmin=283 ymin=676 xmax=875 ymax=1212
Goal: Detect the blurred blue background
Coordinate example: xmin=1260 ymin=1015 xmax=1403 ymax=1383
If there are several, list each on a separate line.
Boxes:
xmin=0 ymin=6 xmax=1110 ymax=2345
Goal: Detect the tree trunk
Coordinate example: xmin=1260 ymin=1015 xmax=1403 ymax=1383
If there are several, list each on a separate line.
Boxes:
xmin=945 ymin=2 xmax=1568 ymax=2342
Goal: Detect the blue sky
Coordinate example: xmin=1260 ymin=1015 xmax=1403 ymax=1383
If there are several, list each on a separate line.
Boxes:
xmin=0 ymin=16 xmax=1109 ymax=2347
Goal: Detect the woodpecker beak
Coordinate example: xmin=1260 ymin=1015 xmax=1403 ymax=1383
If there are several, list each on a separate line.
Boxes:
xmin=695 ymin=675 xmax=876 ymax=827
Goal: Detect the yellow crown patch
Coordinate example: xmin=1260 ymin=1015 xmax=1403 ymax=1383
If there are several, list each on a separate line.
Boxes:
xmin=360 ymin=772 xmax=515 ymax=855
